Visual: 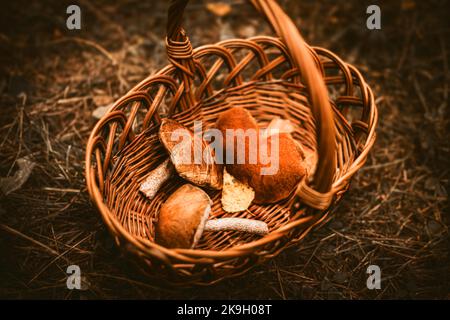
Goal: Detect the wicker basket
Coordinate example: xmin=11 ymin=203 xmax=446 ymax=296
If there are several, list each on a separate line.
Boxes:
xmin=85 ymin=0 xmax=377 ymax=286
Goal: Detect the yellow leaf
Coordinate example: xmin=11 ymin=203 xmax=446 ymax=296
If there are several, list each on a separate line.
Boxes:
xmin=206 ymin=2 xmax=232 ymax=17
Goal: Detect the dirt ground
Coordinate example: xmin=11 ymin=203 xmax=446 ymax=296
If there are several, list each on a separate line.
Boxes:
xmin=0 ymin=0 xmax=448 ymax=299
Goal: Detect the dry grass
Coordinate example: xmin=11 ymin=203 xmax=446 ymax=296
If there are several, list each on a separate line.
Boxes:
xmin=0 ymin=0 xmax=448 ymax=299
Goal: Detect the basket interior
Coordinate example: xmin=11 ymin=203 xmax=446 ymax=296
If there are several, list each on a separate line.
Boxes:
xmin=103 ymin=80 xmax=352 ymax=250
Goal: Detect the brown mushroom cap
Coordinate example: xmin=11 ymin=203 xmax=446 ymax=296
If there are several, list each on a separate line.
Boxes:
xmin=216 ymin=107 xmax=307 ymax=204
xmin=215 ymin=107 xmax=258 ymax=133
xmin=249 ymin=133 xmax=306 ymax=203
xmin=155 ymin=184 xmax=211 ymax=249
xmin=159 ymin=119 xmax=222 ymax=190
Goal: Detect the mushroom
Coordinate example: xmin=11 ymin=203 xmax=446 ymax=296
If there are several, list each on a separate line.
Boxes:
xmin=140 ymin=119 xmax=222 ymax=200
xmin=264 ymin=116 xmax=317 ymax=180
xmin=215 ymin=107 xmax=307 ymax=204
xmin=155 ymin=184 xmax=268 ymax=249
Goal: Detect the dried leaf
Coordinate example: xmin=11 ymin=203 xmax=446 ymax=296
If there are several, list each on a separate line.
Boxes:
xmin=92 ymin=103 xmax=113 ymax=119
xmin=427 ymin=219 xmax=443 ymax=235
xmin=92 ymin=95 xmax=113 ymax=107
xmin=0 ymin=157 xmax=36 ymax=195
xmin=206 ymin=2 xmax=232 ymax=17
xmin=237 ymin=24 xmax=256 ymax=38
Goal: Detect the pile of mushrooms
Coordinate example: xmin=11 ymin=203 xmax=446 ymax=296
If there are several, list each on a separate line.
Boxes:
xmin=140 ymin=118 xmax=270 ymax=249
xmin=215 ymin=107 xmax=309 ymax=204
xmin=140 ymin=109 xmax=317 ymax=249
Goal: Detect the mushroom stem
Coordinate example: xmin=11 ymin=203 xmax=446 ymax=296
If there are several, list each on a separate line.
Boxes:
xmin=139 ymin=159 xmax=174 ymax=200
xmin=204 ymin=218 xmax=269 ymax=235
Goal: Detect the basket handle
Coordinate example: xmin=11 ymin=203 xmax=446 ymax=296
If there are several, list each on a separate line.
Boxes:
xmin=166 ymin=0 xmax=336 ymax=199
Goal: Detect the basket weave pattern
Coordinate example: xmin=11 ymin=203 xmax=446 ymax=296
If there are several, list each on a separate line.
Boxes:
xmin=86 ymin=0 xmax=377 ymax=286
